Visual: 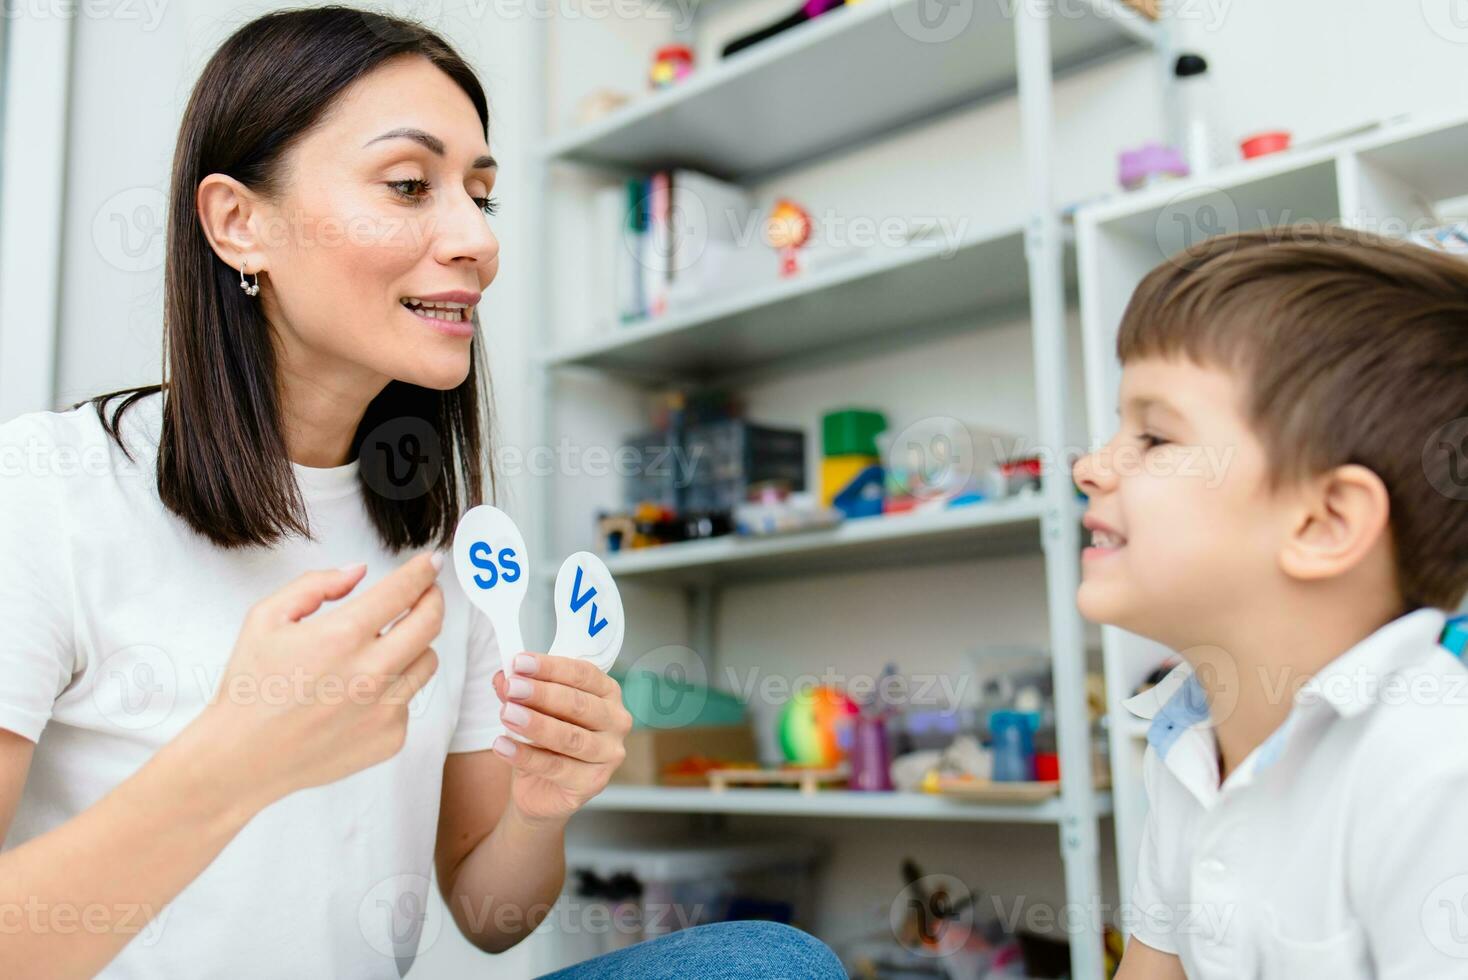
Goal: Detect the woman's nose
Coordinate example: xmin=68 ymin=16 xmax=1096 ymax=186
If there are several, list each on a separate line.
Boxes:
xmin=434 ymin=199 xmax=500 ymax=271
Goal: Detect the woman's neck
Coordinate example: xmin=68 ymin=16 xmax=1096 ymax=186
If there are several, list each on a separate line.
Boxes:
xmin=276 ymin=361 xmax=387 ymax=469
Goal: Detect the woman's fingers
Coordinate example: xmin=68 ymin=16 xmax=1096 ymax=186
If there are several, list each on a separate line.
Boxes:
xmin=336 ymin=551 xmax=442 ymax=636
xmin=504 ymin=674 xmax=623 ymax=731
xmin=382 ymin=646 xmax=440 ymax=705
xmin=512 ymin=653 xmax=618 ymax=699
xmin=500 ymin=702 xmax=620 ymax=763
xmin=494 ymin=736 xmax=605 ymax=794
xmin=258 ymin=563 xmax=368 ymax=624
xmin=362 ymin=581 xmax=444 ymax=678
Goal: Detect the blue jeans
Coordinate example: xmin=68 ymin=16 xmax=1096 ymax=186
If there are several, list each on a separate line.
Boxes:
xmin=537 ymin=920 xmax=846 ymax=979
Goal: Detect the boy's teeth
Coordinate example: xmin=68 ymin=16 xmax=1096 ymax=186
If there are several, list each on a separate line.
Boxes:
xmin=1091 ymin=530 xmax=1124 ymax=548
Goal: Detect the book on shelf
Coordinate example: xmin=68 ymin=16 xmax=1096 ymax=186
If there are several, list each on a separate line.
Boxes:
xmin=588 ymin=168 xmax=761 ymax=329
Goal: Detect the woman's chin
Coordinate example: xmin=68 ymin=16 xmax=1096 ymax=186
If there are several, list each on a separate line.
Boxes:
xmin=396 ymin=353 xmax=472 ymax=391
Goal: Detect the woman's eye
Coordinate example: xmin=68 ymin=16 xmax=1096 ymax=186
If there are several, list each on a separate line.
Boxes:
xmin=388 ymin=178 xmax=430 ymax=201
xmin=389 ymin=179 xmax=498 ymax=216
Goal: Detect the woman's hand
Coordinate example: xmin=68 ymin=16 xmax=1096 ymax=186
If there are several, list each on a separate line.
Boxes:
xmin=191 ymin=552 xmax=444 ymax=811
xmin=489 ymin=654 xmax=632 ymax=826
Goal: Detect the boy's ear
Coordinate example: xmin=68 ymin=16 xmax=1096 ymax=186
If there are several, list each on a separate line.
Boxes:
xmin=1278 ymin=463 xmax=1391 ymax=583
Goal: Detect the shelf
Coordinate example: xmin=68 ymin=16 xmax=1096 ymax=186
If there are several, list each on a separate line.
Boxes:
xmin=541 ymin=0 xmax=1158 ymax=180
xmin=544 ymin=224 xmax=1065 ymax=382
xmin=602 ymin=494 xmax=1052 ymax=585
xmin=584 ymin=783 xmax=1113 ymax=823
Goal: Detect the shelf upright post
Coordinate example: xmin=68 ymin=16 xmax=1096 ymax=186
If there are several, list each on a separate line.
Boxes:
xmin=1015 ymin=2 xmax=1105 ymax=978
xmin=528 ymin=12 xmax=557 ymax=646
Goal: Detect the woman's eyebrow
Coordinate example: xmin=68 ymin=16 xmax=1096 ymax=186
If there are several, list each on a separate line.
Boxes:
xmin=363 ymin=127 xmax=497 ymax=171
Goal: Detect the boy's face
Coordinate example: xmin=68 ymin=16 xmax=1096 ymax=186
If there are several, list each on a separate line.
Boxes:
xmin=1073 ymin=356 xmax=1289 ymax=646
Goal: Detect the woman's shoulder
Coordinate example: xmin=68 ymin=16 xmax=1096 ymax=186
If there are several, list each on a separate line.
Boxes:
xmin=0 ymin=389 xmax=162 ymax=494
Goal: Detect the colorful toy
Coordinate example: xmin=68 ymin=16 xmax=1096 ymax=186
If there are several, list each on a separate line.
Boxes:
xmin=765 ymin=199 xmax=811 ymax=278
xmin=1240 ymin=130 xmax=1291 ymax=159
xmin=820 ymin=408 xmax=886 ymax=509
xmin=1118 ymin=143 xmax=1188 ymax=191
xmin=831 ymin=464 xmax=884 ymax=519
xmin=649 ymin=45 xmax=693 ymax=89
xmin=778 ymin=686 xmax=859 ymax=766
xmin=722 ymin=0 xmax=847 ymax=58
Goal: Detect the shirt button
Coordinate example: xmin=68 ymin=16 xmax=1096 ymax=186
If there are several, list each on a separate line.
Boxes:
xmin=1199 ymin=857 xmax=1227 ymax=876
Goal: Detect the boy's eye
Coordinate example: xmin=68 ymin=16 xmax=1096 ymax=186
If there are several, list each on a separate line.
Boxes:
xmin=1138 ymin=431 xmax=1170 ymax=450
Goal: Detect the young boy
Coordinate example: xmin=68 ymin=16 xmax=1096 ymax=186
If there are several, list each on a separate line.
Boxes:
xmin=1072 ymin=226 xmax=1468 ymax=979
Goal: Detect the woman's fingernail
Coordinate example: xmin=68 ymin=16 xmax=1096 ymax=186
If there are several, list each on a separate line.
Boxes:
xmin=493 ymin=735 xmax=517 ymax=757
xmin=338 ymin=561 xmax=366 ymax=574
xmin=514 ymin=653 xmax=538 ymax=674
xmin=503 ymin=702 xmax=530 ymax=726
xmin=507 ymin=677 xmax=532 ymax=700
xmin=429 ymin=552 xmax=444 ymax=572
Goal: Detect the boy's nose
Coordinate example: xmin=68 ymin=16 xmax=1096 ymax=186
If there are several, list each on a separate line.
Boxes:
xmin=1073 ymin=449 xmax=1112 ymax=495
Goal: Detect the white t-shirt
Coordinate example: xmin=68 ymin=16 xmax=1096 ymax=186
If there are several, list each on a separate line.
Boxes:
xmin=1122 ymin=606 xmax=1468 ymax=978
xmin=0 ymin=390 xmax=508 ymax=978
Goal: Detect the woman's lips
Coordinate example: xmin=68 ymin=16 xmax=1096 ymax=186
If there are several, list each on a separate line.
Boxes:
xmin=402 ymin=302 xmax=474 ymax=338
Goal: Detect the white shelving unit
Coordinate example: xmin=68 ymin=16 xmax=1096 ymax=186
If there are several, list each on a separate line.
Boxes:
xmin=1076 ymin=108 xmax=1468 ymax=907
xmin=588 ymin=784 xmax=1114 ymax=823
xmin=528 ymin=3 xmax=1167 ymax=975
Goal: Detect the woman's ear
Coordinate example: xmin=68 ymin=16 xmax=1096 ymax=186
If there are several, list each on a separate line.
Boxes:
xmin=196 ymin=172 xmax=264 ymax=272
xmin=1278 ymin=463 xmax=1391 ymax=583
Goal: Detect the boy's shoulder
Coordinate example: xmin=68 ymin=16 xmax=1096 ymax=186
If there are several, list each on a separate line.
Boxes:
xmin=1347 ymin=641 xmax=1468 ymax=782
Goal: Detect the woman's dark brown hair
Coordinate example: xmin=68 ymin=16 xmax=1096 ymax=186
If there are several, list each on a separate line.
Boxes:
xmin=79 ymin=5 xmax=496 ymax=553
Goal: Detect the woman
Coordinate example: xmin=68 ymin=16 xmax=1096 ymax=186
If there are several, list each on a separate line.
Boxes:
xmin=0 ymin=6 xmax=843 ymax=977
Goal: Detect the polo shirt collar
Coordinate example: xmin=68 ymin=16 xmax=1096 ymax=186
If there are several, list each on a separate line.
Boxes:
xmin=1295 ymin=607 xmax=1448 ymax=717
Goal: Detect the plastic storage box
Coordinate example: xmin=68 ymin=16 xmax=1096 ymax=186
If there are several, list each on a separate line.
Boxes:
xmin=543 ymin=837 xmax=826 ymax=967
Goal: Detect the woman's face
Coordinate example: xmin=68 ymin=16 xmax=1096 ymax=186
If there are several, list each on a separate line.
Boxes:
xmin=247 ymin=54 xmax=500 ymax=393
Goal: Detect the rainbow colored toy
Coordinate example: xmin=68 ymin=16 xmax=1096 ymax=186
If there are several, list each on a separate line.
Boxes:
xmin=778 ymin=686 xmax=859 ymax=766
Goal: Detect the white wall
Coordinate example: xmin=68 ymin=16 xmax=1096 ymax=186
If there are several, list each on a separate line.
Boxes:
xmin=31 ymin=1 xmax=1468 ymax=977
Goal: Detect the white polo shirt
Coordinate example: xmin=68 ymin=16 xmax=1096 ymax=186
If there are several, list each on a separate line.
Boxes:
xmin=1123 ymin=606 xmax=1468 ymax=978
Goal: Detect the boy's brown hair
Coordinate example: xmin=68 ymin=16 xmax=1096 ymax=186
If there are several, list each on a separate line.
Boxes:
xmin=1116 ymin=226 xmax=1468 ymax=612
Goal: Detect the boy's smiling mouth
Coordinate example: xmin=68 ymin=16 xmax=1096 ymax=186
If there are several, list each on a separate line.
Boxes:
xmin=1082 ymin=513 xmax=1127 ymax=558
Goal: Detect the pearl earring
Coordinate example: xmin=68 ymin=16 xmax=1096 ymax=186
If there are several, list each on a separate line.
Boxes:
xmin=239 ymin=260 xmax=260 ymax=297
